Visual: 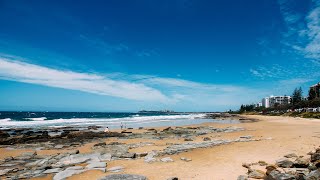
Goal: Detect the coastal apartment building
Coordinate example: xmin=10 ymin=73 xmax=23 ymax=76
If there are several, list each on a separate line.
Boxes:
xmin=310 ymin=83 xmax=320 ymax=98
xmin=254 ymin=102 xmax=262 ymax=108
xmin=262 ymin=97 xmax=270 ymax=108
xmin=262 ymin=96 xmax=291 ymax=108
xmin=269 ymin=95 xmax=291 ymax=107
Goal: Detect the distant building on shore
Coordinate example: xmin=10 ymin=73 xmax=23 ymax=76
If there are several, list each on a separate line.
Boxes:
xmin=254 ymin=102 xmax=262 ymax=108
xmin=261 ymin=95 xmax=291 ymax=108
xmin=262 ymin=97 xmax=270 ymax=108
xmin=269 ymin=95 xmax=291 ymax=107
xmin=310 ymin=83 xmax=320 ymax=98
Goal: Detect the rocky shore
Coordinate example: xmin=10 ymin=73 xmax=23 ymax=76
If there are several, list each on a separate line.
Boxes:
xmin=1 ymin=114 xmax=319 ymax=179
xmin=0 ymin=118 xmax=270 ymax=180
xmin=238 ymin=147 xmax=320 ymax=180
xmin=206 ymin=113 xmax=260 ymax=122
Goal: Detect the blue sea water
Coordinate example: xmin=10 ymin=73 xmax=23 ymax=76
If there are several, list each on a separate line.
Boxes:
xmin=0 ymin=111 xmax=240 ymax=129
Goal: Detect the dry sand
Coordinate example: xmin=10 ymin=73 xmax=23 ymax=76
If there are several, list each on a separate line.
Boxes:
xmin=2 ymin=115 xmax=320 ymax=180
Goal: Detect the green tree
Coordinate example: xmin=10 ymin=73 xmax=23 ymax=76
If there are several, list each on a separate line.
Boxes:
xmin=308 ymin=88 xmax=316 ymax=101
xmin=292 ymin=87 xmax=303 ymax=105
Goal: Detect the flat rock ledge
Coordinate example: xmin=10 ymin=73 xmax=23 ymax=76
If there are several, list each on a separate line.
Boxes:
xmin=163 ymin=137 xmax=271 ymax=155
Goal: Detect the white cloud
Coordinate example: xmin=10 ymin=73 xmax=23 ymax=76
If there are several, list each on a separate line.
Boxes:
xmin=305 ymin=6 xmax=320 ymax=59
xmin=279 ymin=0 xmax=320 ymax=60
xmin=249 ymin=64 xmax=293 ymax=80
xmin=0 ymin=55 xmax=270 ymax=110
xmin=0 ymin=56 xmax=169 ymax=102
xmin=138 ymin=77 xmax=245 ymax=93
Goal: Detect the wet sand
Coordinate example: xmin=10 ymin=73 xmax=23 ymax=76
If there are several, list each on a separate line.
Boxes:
xmin=1 ymin=115 xmax=320 ymax=179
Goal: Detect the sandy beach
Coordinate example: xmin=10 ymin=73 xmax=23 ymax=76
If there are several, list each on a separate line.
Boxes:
xmin=1 ymin=115 xmax=320 ymax=180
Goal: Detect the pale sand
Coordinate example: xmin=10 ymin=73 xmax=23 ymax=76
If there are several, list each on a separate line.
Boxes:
xmin=2 ymin=115 xmax=320 ymax=180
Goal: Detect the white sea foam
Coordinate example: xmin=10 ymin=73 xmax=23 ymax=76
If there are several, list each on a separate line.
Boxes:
xmin=0 ymin=114 xmax=208 ymax=128
xmin=0 ymin=118 xmax=11 ymax=121
xmin=26 ymin=117 xmax=47 ymax=121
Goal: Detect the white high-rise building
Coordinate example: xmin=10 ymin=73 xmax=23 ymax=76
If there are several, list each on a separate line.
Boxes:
xmin=262 ymin=96 xmax=291 ymax=108
xmin=262 ymin=97 xmax=270 ymax=108
xmin=269 ymin=95 xmax=291 ymax=107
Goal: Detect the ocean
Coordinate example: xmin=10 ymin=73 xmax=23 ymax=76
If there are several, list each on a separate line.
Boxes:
xmin=0 ymin=111 xmax=240 ymax=129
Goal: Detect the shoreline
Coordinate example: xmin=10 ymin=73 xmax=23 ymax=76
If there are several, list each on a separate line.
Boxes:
xmin=0 ymin=115 xmax=319 ymax=179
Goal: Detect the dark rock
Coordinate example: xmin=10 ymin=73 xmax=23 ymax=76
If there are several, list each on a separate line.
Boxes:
xmin=43 ymin=168 xmax=62 ymax=174
xmin=99 ymin=174 xmax=148 ymax=180
xmin=94 ymin=142 xmax=107 ymax=147
xmin=186 ymin=127 xmax=199 ymax=130
xmin=25 ymin=131 xmax=35 ymax=136
xmin=4 ymin=156 xmax=14 ymax=161
xmin=121 ymin=130 xmax=133 ymax=134
xmin=0 ymin=168 xmax=19 ymax=176
xmin=63 ymin=129 xmax=80 ymax=132
xmin=138 ymin=127 xmax=144 ymax=130
xmin=311 ymin=153 xmax=320 ymax=162
xmin=314 ymin=160 xmax=320 ymax=168
xmin=276 ymin=158 xmax=294 ymax=168
xmin=306 ymin=169 xmax=320 ymax=180
xmin=265 ymin=170 xmax=295 ymax=180
xmin=136 ymin=152 xmax=148 ymax=158
xmin=41 ymin=131 xmax=49 ymax=138
xmin=88 ymin=125 xmax=101 ymax=130
xmin=184 ymin=138 xmax=193 ymax=141
xmin=0 ymin=130 xmax=10 ymax=138
xmin=283 ymin=168 xmax=309 ymax=177
xmin=147 ymin=129 xmax=157 ymax=133
xmin=60 ymin=131 xmax=70 ymax=137
xmin=284 ymin=153 xmax=298 ymax=158
xmin=162 ymin=127 xmax=173 ymax=132
xmin=203 ymin=137 xmax=211 ymax=141
xmin=119 ymin=152 xmax=136 ymax=159
xmin=167 ymin=177 xmax=178 ymax=180
xmin=242 ymin=163 xmax=251 ymax=169
xmin=66 ymin=131 xmax=124 ymax=139
xmin=240 ymin=135 xmax=253 ymax=139
xmin=295 ymin=174 xmax=307 ymax=180
xmin=293 ymin=158 xmax=309 ymax=168
xmin=308 ymin=164 xmax=317 ymax=171
xmin=266 ymin=165 xmax=277 ymax=175
xmin=108 ymin=142 xmax=125 ymax=145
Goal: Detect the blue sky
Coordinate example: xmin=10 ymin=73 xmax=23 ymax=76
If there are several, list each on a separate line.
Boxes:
xmin=0 ymin=0 xmax=320 ymax=112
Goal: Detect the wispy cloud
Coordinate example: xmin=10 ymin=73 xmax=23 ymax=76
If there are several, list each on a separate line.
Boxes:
xmin=249 ymin=64 xmax=292 ymax=80
xmin=0 ymin=54 xmax=267 ymax=110
xmin=278 ymin=0 xmax=320 ymax=60
xmin=304 ymin=6 xmax=320 ymax=59
xmin=0 ymin=56 xmax=169 ymax=102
